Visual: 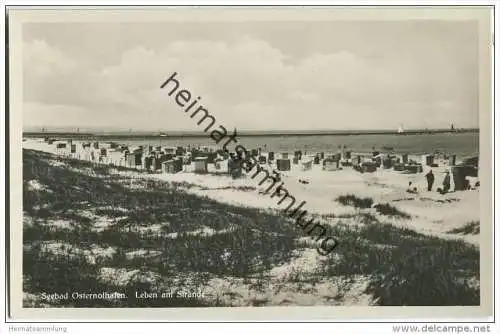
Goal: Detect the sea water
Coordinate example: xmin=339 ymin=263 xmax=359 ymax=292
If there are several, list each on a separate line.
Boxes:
xmin=111 ymin=132 xmax=479 ymax=159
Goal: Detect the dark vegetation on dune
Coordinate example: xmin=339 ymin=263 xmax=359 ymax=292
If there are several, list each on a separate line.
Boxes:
xmin=336 ymin=194 xmax=374 ymax=209
xmin=327 ymin=194 xmax=479 ymax=305
xmin=319 ymin=222 xmax=479 ymax=305
xmin=23 ymin=150 xmax=298 ymax=307
xmin=23 ymin=150 xmax=480 ymax=307
xmin=372 ymin=203 xmax=411 ymax=219
xmin=336 ymin=194 xmax=411 ymax=219
xmin=447 ymin=221 xmax=480 ymax=236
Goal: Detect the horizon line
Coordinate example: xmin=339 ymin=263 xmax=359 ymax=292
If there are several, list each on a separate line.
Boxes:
xmin=22 ymin=127 xmax=479 ymax=138
xmin=23 ymin=127 xmax=479 ymax=134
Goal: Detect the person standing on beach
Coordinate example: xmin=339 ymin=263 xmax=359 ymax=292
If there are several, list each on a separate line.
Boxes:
xmin=440 ymin=170 xmax=451 ymax=194
xmin=425 ymin=169 xmax=435 ymax=191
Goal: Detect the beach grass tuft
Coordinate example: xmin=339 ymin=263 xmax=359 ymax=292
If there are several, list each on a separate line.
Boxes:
xmin=447 ymin=221 xmax=480 ymax=235
xmin=336 ymin=194 xmax=373 ymax=209
xmin=373 ymin=203 xmax=411 ymax=219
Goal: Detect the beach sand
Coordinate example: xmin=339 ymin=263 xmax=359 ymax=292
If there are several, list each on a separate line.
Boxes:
xmin=21 ymin=138 xmax=480 ymax=307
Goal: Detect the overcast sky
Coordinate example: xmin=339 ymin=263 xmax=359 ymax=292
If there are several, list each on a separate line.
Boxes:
xmin=22 ymin=20 xmax=479 ymax=132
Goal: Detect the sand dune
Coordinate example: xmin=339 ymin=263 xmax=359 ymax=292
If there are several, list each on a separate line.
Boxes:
xmin=21 ymin=138 xmax=480 ymax=307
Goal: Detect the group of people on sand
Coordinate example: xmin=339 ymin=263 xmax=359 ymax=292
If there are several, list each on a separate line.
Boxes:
xmin=406 ymin=169 xmax=451 ymax=195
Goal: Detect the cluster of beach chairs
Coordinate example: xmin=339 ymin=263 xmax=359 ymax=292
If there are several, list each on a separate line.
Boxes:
xmin=40 ymin=137 xmax=479 ymax=192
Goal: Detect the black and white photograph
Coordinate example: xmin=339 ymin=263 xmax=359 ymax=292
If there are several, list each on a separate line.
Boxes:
xmin=6 ymin=6 xmax=494 ymax=320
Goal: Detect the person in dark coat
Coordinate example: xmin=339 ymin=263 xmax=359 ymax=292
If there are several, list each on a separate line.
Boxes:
xmin=443 ymin=171 xmax=451 ymax=191
xmin=425 ymin=169 xmax=435 ymax=191
xmin=439 ymin=170 xmax=451 ymax=194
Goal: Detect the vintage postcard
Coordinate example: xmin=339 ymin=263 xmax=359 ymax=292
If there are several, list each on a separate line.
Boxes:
xmin=7 ymin=6 xmax=494 ymax=320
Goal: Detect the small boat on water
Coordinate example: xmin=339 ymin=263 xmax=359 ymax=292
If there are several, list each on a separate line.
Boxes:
xmin=159 ymin=132 xmax=168 ymax=137
xmin=397 ymin=124 xmax=405 ymax=134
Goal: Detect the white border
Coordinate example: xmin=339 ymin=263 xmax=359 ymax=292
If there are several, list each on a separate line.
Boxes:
xmin=1 ymin=0 xmax=498 ymax=330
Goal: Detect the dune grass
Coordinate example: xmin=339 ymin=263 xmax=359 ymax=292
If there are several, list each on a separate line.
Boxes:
xmin=447 ymin=221 xmax=480 ymax=235
xmin=336 ymin=194 xmax=411 ymax=219
xmin=23 ymin=149 xmax=480 ymax=307
xmin=325 ymin=194 xmax=478 ymax=305
xmin=373 ymin=203 xmax=411 ymax=219
xmin=23 ymin=149 xmax=298 ymax=307
xmin=317 ymin=221 xmax=479 ymax=305
xmin=336 ymin=194 xmax=373 ymax=209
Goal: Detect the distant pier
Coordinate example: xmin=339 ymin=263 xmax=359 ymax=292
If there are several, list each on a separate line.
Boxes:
xmin=22 ymin=128 xmax=479 ymax=140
